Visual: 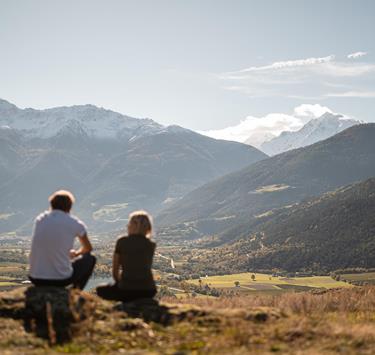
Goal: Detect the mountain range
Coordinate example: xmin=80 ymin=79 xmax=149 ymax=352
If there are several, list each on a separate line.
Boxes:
xmin=0 ymin=99 xmax=266 ymax=234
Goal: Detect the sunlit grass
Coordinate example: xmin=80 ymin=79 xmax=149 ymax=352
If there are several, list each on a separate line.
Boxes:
xmin=188 ymin=272 xmax=352 ymax=290
xmin=342 ymin=272 xmax=375 ymax=282
xmin=253 ymin=184 xmax=291 ymax=194
xmin=0 ymin=281 xmax=18 ymax=286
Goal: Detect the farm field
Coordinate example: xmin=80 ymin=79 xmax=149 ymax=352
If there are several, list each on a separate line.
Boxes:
xmin=0 ymin=281 xmax=18 ymax=287
xmin=0 ymin=263 xmax=27 ymax=277
xmin=188 ymin=272 xmax=352 ymax=294
xmin=341 ymin=272 xmax=375 ymax=284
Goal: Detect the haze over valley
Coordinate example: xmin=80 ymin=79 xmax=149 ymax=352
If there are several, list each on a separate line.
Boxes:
xmin=1 ymin=2 xmax=375 ymax=353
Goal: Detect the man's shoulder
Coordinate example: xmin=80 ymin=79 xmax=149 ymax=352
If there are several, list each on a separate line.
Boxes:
xmin=35 ymin=210 xmax=50 ymax=222
xmin=67 ymin=214 xmax=87 ymax=236
xmin=68 ymin=214 xmax=85 ymax=225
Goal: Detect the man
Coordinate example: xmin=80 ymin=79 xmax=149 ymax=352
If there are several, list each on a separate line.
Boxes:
xmin=29 ymin=190 xmax=96 ymax=290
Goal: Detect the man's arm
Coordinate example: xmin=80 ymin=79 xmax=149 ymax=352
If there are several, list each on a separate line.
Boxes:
xmin=70 ymin=233 xmax=93 ymax=258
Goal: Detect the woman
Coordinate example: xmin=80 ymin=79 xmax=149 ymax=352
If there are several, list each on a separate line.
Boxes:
xmin=96 ymin=211 xmax=157 ymax=302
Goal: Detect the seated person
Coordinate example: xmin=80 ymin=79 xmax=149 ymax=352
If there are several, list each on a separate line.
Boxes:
xmin=29 ymin=190 xmax=96 ymax=290
xmin=96 ymin=210 xmax=157 ymax=302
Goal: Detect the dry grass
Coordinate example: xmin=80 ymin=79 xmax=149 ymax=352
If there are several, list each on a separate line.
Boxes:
xmin=1 ymin=286 xmax=375 ymax=354
xmin=163 ymin=286 xmax=375 ymax=316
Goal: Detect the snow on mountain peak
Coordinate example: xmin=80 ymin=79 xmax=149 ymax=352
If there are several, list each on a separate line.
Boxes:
xmin=0 ymin=99 xmax=163 ymax=139
xmin=261 ymin=112 xmax=361 ymax=156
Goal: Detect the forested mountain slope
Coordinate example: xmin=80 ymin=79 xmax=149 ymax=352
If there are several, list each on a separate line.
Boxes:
xmin=158 ymin=124 xmax=375 ymax=242
xmin=185 ymin=178 xmax=375 ymax=274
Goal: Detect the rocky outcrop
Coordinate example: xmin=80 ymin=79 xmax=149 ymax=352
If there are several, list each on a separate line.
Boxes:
xmin=0 ymin=286 xmax=96 ymax=344
xmin=0 ymin=286 xmax=283 ymax=349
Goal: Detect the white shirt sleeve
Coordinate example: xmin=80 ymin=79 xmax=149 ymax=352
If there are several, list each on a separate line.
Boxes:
xmin=74 ymin=218 xmax=87 ymax=237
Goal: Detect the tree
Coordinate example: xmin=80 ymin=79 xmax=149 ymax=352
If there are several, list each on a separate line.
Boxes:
xmin=234 ymin=281 xmax=240 ymax=287
xmin=251 ymin=274 xmax=256 ymax=281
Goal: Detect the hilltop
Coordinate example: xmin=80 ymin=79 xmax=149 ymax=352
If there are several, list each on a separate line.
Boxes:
xmin=1 ymin=286 xmax=375 ymax=354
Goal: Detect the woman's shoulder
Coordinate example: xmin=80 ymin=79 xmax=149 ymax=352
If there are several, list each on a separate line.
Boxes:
xmin=118 ymin=234 xmax=156 ymax=245
xmin=115 ymin=235 xmax=128 ymax=245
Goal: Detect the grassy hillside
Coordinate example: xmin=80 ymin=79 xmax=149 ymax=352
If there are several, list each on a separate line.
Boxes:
xmin=158 ymin=124 xmax=375 ymax=243
xmin=183 ymin=178 xmax=375 ymax=274
xmin=1 ymin=286 xmax=375 ymax=354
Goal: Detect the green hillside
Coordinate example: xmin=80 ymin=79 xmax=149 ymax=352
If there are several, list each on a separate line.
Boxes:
xmin=183 ymin=178 xmax=375 ymax=274
xmin=158 ymin=124 xmax=375 ymax=244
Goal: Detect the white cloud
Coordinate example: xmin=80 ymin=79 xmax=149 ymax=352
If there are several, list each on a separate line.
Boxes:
xmin=199 ymin=104 xmax=333 ymax=148
xmin=229 ymin=55 xmax=335 ymax=74
xmin=347 ymin=51 xmax=367 ymax=59
xmin=219 ymin=54 xmax=375 ymax=98
xmin=326 ymin=91 xmax=375 ymax=98
xmin=293 ymin=104 xmax=333 ymax=118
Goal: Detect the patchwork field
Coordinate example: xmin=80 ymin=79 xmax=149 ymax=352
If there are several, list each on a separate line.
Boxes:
xmin=341 ymin=272 xmax=375 ymax=284
xmin=188 ymin=272 xmax=352 ymax=294
xmin=0 ymin=281 xmax=18 ymax=287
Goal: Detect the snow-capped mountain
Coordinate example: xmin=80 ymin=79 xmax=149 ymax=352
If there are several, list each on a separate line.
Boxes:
xmin=260 ymin=113 xmax=361 ymax=156
xmin=0 ymin=98 xmax=163 ymax=139
xmin=0 ymin=98 xmax=266 ymax=235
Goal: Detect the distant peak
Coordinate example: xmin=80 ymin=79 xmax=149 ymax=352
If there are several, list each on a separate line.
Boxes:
xmin=317 ymin=112 xmax=344 ymax=120
xmin=166 ymin=125 xmax=187 ymax=133
xmin=0 ymin=98 xmax=19 ymax=111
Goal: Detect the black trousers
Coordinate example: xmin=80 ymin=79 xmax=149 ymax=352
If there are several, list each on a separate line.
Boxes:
xmin=29 ymin=253 xmax=96 ymax=290
xmin=96 ymin=283 xmax=156 ymax=303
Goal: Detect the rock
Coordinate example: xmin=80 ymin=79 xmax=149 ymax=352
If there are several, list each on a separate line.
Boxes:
xmin=0 ymin=287 xmax=26 ymax=319
xmin=114 ymin=299 xmax=282 ymax=326
xmin=0 ymin=286 xmax=96 ymax=344
xmin=115 ymin=298 xmax=208 ymax=326
xmin=0 ymin=287 xmax=284 ymax=348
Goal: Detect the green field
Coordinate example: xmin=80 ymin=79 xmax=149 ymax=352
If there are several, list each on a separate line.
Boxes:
xmin=254 ymin=184 xmax=290 ymax=194
xmin=188 ymin=272 xmax=352 ymax=293
xmin=341 ymin=272 xmax=375 ymax=284
xmin=0 ymin=281 xmax=18 ymax=287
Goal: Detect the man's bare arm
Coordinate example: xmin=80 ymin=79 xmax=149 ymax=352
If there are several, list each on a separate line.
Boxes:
xmin=70 ymin=233 xmax=93 ymax=258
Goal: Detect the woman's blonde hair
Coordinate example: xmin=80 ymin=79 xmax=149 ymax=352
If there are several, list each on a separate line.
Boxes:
xmin=128 ymin=210 xmax=153 ymax=237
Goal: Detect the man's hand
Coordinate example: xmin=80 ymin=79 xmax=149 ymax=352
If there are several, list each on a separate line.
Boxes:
xmin=69 ymin=249 xmax=79 ymax=259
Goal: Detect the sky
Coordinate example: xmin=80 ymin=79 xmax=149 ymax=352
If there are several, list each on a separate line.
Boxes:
xmin=1 ymin=0 xmax=374 ymax=138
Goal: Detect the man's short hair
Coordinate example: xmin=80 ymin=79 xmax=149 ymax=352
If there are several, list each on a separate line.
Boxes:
xmin=49 ymin=190 xmax=75 ymax=212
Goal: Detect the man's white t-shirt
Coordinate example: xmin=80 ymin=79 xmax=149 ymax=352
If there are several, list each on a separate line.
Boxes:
xmin=29 ymin=209 xmax=87 ymax=280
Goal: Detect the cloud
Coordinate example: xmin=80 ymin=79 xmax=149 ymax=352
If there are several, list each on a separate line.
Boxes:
xmin=199 ymin=104 xmax=333 ymax=148
xmin=227 ymin=55 xmax=335 ymax=75
xmin=219 ymin=54 xmax=375 ymax=99
xmin=347 ymin=51 xmax=367 ymax=59
xmin=293 ymin=104 xmax=333 ymax=118
xmin=326 ymin=91 xmax=375 ymax=98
